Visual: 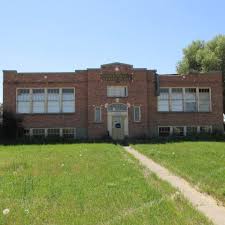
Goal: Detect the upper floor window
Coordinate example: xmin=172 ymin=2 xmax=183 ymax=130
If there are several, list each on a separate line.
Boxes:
xmin=47 ymin=89 xmax=60 ymax=113
xmin=17 ymin=89 xmax=30 ymax=113
xmin=62 ymin=89 xmax=75 ymax=113
xmin=157 ymin=87 xmax=211 ymax=112
xmin=32 ymin=89 xmax=45 ymax=113
xmin=171 ymin=88 xmax=183 ymax=112
xmin=16 ymin=88 xmax=75 ymax=114
xmin=158 ymin=88 xmax=169 ymax=112
xmin=184 ymin=88 xmax=197 ymax=112
xmin=199 ymin=88 xmax=210 ymax=112
xmin=107 ymin=86 xmax=128 ymax=97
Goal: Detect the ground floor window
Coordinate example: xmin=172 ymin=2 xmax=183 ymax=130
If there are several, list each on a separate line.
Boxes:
xmin=26 ymin=128 xmax=76 ymax=139
xmin=158 ymin=127 xmax=170 ymax=137
xmin=133 ymin=106 xmax=141 ymax=122
xmin=173 ymin=127 xmax=184 ymax=136
xmin=48 ymin=128 xmax=60 ymax=137
xmin=186 ymin=126 xmax=198 ymax=135
xmin=62 ymin=128 xmax=76 ymax=138
xmin=33 ymin=128 xmax=45 ymax=137
xmin=200 ymin=126 xmax=212 ymax=134
xmin=158 ymin=125 xmax=212 ymax=137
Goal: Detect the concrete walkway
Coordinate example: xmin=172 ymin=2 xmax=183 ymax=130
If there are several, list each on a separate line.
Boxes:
xmin=124 ymin=146 xmax=225 ymax=225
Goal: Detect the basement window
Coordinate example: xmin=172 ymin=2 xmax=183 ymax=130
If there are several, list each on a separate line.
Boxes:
xmin=62 ymin=128 xmax=76 ymax=138
xmin=32 ymin=129 xmax=45 ymax=137
xmin=173 ymin=127 xmax=184 ymax=136
xmin=186 ymin=126 xmax=198 ymax=135
xmin=158 ymin=127 xmax=170 ymax=137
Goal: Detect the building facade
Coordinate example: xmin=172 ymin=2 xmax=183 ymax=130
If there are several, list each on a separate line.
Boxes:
xmin=3 ymin=62 xmax=224 ymax=139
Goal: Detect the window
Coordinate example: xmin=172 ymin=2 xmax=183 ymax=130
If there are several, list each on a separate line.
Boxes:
xmin=107 ymin=86 xmax=128 ymax=97
xmin=199 ymin=88 xmax=210 ymax=112
xmin=186 ymin=126 xmax=198 ymax=135
xmin=47 ymin=89 xmax=60 ymax=113
xmin=200 ymin=126 xmax=212 ymax=134
xmin=47 ymin=128 xmax=60 ymax=137
xmin=171 ymin=88 xmax=183 ymax=112
xmin=17 ymin=89 xmax=30 ymax=113
xmin=159 ymin=127 xmax=171 ymax=137
xmin=108 ymin=104 xmax=127 ymax=112
xmin=32 ymin=89 xmax=45 ymax=113
xmin=23 ymin=129 xmax=30 ymax=136
xmin=133 ymin=106 xmax=141 ymax=122
xmin=158 ymin=88 xmax=169 ymax=112
xmin=184 ymin=88 xmax=197 ymax=112
xmin=32 ymin=129 xmax=45 ymax=137
xmin=94 ymin=107 xmax=101 ymax=122
xmin=173 ymin=127 xmax=184 ymax=136
xmin=62 ymin=89 xmax=75 ymax=113
xmin=62 ymin=128 xmax=76 ymax=138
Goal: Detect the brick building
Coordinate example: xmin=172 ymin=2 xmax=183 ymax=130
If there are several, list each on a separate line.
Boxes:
xmin=3 ymin=62 xmax=224 ymax=139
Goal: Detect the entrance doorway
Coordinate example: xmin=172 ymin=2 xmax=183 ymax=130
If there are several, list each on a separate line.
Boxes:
xmin=107 ymin=103 xmax=128 ymax=140
xmin=112 ymin=116 xmax=125 ymax=140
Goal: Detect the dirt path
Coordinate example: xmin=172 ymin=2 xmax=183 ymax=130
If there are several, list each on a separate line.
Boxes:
xmin=124 ymin=146 xmax=225 ymax=225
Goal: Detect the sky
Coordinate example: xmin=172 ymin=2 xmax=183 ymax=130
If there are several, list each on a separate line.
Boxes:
xmin=0 ymin=0 xmax=225 ymax=103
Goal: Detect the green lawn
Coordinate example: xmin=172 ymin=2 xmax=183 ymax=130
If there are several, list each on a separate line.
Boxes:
xmin=0 ymin=143 xmax=212 ymax=225
xmin=133 ymin=142 xmax=225 ymax=205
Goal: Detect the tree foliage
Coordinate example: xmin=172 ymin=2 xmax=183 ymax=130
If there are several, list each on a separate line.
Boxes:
xmin=177 ymin=35 xmax=225 ymax=74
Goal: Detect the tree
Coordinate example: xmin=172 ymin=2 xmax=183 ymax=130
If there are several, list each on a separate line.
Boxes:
xmin=177 ymin=35 xmax=225 ymax=112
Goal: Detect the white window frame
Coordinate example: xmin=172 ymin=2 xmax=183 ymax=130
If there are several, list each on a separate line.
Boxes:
xmin=158 ymin=125 xmax=212 ymax=136
xmin=157 ymin=87 xmax=211 ymax=113
xmin=16 ymin=87 xmax=75 ymax=114
xmin=28 ymin=128 xmax=76 ymax=138
xmin=16 ymin=89 xmax=31 ymax=113
xmin=107 ymin=86 xmax=128 ymax=97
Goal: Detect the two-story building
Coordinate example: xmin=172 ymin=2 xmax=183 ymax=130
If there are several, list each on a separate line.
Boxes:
xmin=3 ymin=62 xmax=224 ymax=139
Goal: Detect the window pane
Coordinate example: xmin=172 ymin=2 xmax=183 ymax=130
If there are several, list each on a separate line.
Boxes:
xmin=62 ymin=89 xmax=75 ymax=113
xmin=63 ymin=128 xmax=75 ymax=138
xmin=48 ymin=101 xmax=60 ymax=113
xmin=134 ymin=106 xmax=141 ymax=121
xmin=62 ymin=89 xmax=74 ymax=100
xmin=199 ymin=88 xmax=210 ymax=112
xmin=171 ymin=88 xmax=183 ymax=112
xmin=62 ymin=101 xmax=74 ymax=113
xmin=158 ymin=88 xmax=169 ymax=112
xmin=159 ymin=127 xmax=170 ymax=137
xmin=107 ymin=86 xmax=127 ymax=97
xmin=47 ymin=89 xmax=60 ymax=113
xmin=173 ymin=127 xmax=184 ymax=136
xmin=17 ymin=89 xmax=30 ymax=113
xmin=33 ymin=129 xmax=45 ymax=137
xmin=47 ymin=128 xmax=60 ymax=137
xmin=200 ymin=126 xmax=211 ymax=134
xmin=17 ymin=102 xmax=30 ymax=113
xmin=108 ymin=104 xmax=127 ymax=112
xmin=185 ymin=88 xmax=197 ymax=112
xmin=32 ymin=89 xmax=45 ymax=113
xmin=95 ymin=107 xmax=101 ymax=122
xmin=186 ymin=127 xmax=198 ymax=135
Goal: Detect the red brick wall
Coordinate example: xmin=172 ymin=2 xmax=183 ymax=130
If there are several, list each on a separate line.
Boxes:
xmin=149 ymin=72 xmax=224 ymax=136
xmin=3 ymin=65 xmax=224 ymax=139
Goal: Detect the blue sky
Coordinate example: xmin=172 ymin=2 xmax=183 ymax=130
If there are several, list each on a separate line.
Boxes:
xmin=1 ymin=0 xmax=225 ymax=103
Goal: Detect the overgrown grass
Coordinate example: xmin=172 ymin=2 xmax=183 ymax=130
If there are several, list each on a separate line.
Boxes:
xmin=0 ymin=144 xmax=212 ymax=225
xmin=133 ymin=141 xmax=225 ymax=205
